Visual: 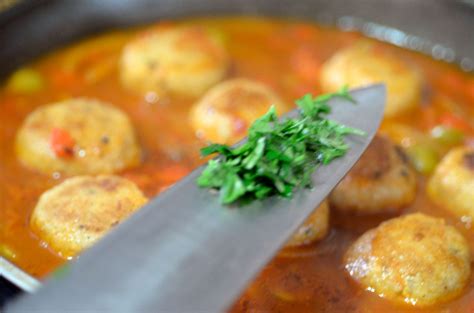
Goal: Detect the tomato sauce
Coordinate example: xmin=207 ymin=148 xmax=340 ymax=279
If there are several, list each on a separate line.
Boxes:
xmin=0 ymin=17 xmax=473 ymax=312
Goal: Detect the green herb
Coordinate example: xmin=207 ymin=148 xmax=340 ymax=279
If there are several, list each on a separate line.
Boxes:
xmin=197 ymin=86 xmax=365 ymax=204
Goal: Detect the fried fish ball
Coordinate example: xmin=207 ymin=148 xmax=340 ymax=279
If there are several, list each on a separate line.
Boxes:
xmin=345 ymin=213 xmax=470 ymax=307
xmin=427 ymin=147 xmax=474 ymax=221
xmin=285 ymin=201 xmax=329 ymax=248
xmin=15 ymin=98 xmax=141 ymax=176
xmin=320 ymin=43 xmax=422 ymax=117
xmin=120 ymin=25 xmax=229 ymax=97
xmin=30 ymin=175 xmax=148 ymax=257
xmin=329 ymin=135 xmax=416 ymax=214
xmin=191 ymin=78 xmax=287 ymax=144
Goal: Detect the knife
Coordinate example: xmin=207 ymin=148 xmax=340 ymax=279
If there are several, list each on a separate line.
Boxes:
xmin=7 ymin=84 xmax=385 ymax=313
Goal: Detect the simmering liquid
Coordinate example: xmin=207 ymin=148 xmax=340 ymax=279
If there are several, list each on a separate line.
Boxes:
xmin=0 ymin=17 xmax=473 ymax=312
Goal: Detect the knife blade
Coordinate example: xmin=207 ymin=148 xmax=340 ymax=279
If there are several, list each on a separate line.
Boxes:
xmin=7 ymin=84 xmax=385 ymax=313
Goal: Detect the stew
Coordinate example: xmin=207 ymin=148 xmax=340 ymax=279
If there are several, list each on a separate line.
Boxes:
xmin=1 ymin=17 xmax=473 ymax=312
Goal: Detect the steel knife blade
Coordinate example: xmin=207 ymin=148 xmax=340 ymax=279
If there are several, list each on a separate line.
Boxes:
xmin=7 ymin=84 xmax=385 ymax=313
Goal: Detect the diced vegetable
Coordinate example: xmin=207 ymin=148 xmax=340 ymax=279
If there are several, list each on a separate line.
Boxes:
xmin=0 ymin=244 xmax=16 ymax=260
xmin=50 ymin=128 xmax=75 ymax=158
xmin=380 ymin=123 xmax=426 ymax=148
xmin=6 ymin=68 xmax=44 ymax=93
xmin=384 ymin=124 xmax=465 ymax=175
xmin=430 ymin=125 xmax=464 ymax=146
xmin=439 ymin=113 xmax=473 ymax=133
xmin=406 ymin=144 xmax=440 ymax=175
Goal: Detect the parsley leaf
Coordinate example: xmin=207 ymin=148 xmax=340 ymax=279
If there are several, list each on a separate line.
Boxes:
xmin=197 ymin=87 xmax=364 ymax=204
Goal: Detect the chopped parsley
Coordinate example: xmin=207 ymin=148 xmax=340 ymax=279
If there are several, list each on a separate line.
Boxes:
xmin=197 ymin=86 xmax=365 ymax=204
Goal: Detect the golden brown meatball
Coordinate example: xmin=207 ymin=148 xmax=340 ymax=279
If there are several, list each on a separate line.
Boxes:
xmin=285 ymin=201 xmax=329 ymax=248
xmin=15 ymin=98 xmax=141 ymax=176
xmin=427 ymin=147 xmax=474 ymax=221
xmin=320 ymin=43 xmax=422 ymax=117
xmin=329 ymin=135 xmax=417 ymax=214
xmin=345 ymin=213 xmax=470 ymax=307
xmin=191 ymin=78 xmax=287 ymax=144
xmin=30 ymin=175 xmax=147 ymax=257
xmin=120 ymin=25 xmax=229 ymax=97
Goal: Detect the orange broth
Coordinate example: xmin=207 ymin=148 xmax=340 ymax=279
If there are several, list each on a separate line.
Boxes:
xmin=0 ymin=17 xmax=473 ymax=312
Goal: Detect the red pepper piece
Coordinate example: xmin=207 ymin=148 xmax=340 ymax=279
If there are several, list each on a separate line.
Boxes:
xmin=50 ymin=127 xmax=75 ymax=158
xmin=439 ymin=113 xmax=473 ymax=134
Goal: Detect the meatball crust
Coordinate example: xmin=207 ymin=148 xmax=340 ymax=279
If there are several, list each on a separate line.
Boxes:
xmin=120 ymin=25 xmax=229 ymax=97
xmin=428 ymin=147 xmax=474 ymax=221
xmin=285 ymin=201 xmax=329 ymax=248
xmin=191 ymin=78 xmax=287 ymax=144
xmin=30 ymin=175 xmax=148 ymax=257
xmin=345 ymin=213 xmax=470 ymax=307
xmin=15 ymin=98 xmax=141 ymax=176
xmin=329 ymin=135 xmax=417 ymax=214
xmin=320 ymin=43 xmax=422 ymax=117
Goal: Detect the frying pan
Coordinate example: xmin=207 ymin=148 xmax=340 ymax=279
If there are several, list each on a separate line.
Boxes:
xmin=0 ymin=0 xmax=473 ymax=306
